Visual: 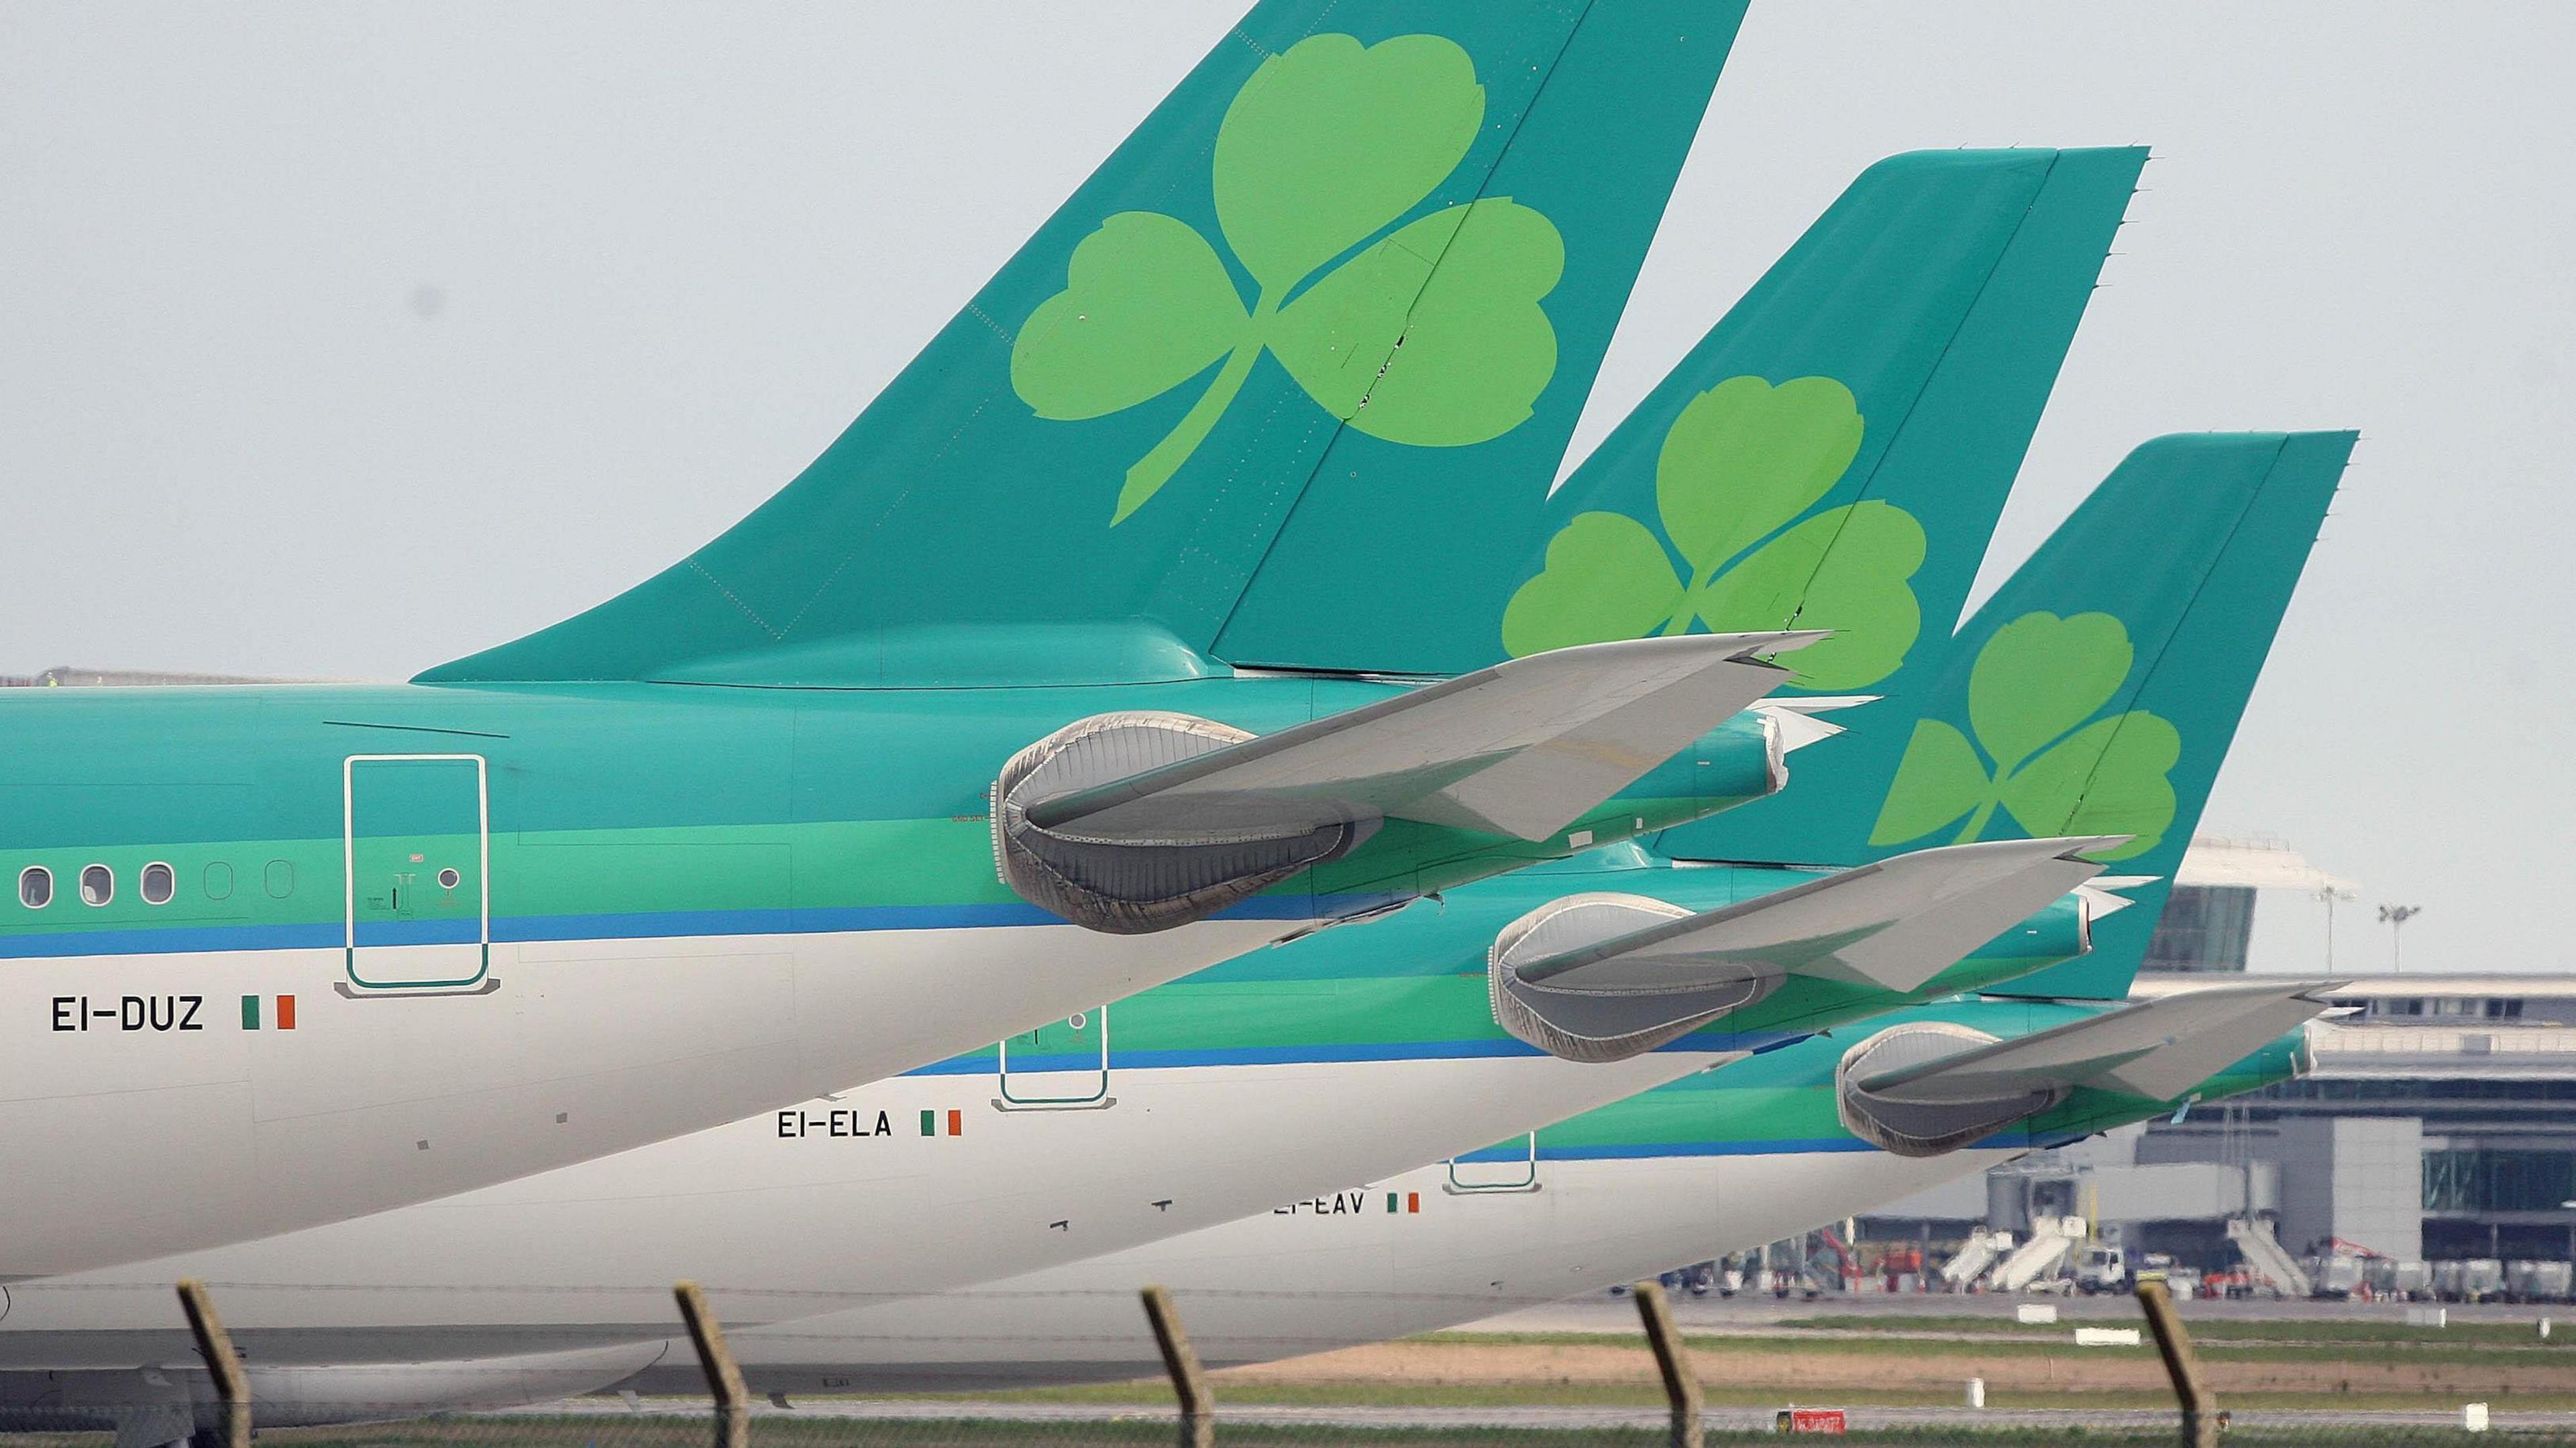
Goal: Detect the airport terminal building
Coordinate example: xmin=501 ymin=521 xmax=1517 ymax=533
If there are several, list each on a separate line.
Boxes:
xmin=1862 ymin=839 xmax=2576 ymax=1288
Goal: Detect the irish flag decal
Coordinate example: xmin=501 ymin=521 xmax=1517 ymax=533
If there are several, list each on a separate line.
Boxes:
xmin=241 ymin=994 xmax=297 ymax=1030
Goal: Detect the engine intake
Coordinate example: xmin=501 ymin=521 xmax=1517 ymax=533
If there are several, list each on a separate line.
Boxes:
xmin=1835 ymin=1022 xmax=2068 ymax=1158
xmin=991 ymin=712 xmax=1364 ymax=935
xmin=1488 ymin=892 xmax=1778 ymax=1064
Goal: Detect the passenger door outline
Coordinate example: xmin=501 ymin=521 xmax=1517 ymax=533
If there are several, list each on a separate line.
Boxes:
xmin=994 ymin=1005 xmax=1115 ymax=1111
xmin=342 ymin=753 xmax=490 ymax=992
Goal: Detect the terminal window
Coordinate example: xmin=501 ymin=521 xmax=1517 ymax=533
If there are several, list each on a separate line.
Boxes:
xmin=2424 ymin=1148 xmax=2576 ymax=1213
xmin=2143 ymin=884 xmax=2255 ymax=972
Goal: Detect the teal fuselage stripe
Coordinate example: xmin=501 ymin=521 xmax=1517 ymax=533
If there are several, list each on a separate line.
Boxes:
xmin=1513 ymin=1137 xmax=1880 ymax=1160
xmin=1454 ymin=1134 xmax=2035 ymax=1164
xmin=900 ymin=1027 xmax=1809 ymax=1077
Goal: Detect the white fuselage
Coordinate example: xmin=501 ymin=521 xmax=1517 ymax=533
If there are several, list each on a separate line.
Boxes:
xmin=0 ymin=1044 xmax=1732 ymax=1367
xmin=0 ymin=917 xmax=1285 ymax=1280
xmin=704 ymin=1144 xmax=2024 ymax=1392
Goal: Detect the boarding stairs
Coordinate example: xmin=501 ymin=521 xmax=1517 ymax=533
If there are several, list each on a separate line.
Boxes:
xmin=1940 ymin=1229 xmax=2006 ymax=1288
xmin=2226 ymin=1216 xmax=2314 ymax=1297
xmin=1988 ymin=1215 xmax=2084 ymax=1291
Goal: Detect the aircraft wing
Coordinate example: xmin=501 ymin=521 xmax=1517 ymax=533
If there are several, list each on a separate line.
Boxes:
xmin=1858 ymin=977 xmax=2341 ymax=1105
xmin=1024 ymin=631 xmax=1823 ymax=845
xmin=1491 ymin=836 xmax=2118 ymax=1063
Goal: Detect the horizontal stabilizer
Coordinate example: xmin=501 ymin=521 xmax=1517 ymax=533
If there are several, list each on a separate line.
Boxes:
xmin=1491 ymin=836 xmax=2118 ymax=1063
xmin=994 ymin=632 xmax=1816 ymax=934
xmin=1027 ymin=632 xmax=1819 ymax=845
xmin=1859 ymin=978 xmax=2340 ymax=1105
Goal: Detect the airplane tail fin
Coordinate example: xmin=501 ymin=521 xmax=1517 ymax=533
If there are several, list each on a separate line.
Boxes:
xmin=1319 ymin=146 xmax=2139 ymax=814
xmin=1489 ymin=834 xmax=2115 ymax=1063
xmin=1654 ymin=147 xmax=2149 ymax=862
xmin=1837 ymin=979 xmax=2336 ymax=1156
xmin=422 ymin=0 xmax=1749 ymax=685
xmin=1866 ymin=431 xmax=2357 ymax=998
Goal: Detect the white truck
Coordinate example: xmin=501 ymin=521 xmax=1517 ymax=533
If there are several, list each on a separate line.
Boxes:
xmin=2075 ymin=1243 xmax=2131 ymax=1294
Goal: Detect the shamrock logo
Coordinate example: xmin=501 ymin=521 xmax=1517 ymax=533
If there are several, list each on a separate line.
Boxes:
xmin=1868 ymin=611 xmax=2180 ymax=861
xmin=1498 ymin=375 xmax=1925 ymax=691
xmin=1010 ymin=33 xmax=1564 ymax=524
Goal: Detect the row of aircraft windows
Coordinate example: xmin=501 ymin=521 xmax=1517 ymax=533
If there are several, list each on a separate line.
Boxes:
xmin=18 ymin=863 xmax=167 ymax=909
xmin=15 ymin=860 xmax=289 ymax=911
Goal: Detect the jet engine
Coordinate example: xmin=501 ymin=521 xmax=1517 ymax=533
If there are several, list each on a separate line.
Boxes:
xmin=991 ymin=711 xmax=1367 ymax=936
xmin=1835 ymin=1021 xmax=2068 ymax=1158
xmin=1487 ymin=892 xmax=1777 ymax=1064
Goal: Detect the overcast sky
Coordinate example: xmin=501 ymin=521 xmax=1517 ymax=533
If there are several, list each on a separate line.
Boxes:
xmin=4 ymin=3 xmax=2569 ymax=976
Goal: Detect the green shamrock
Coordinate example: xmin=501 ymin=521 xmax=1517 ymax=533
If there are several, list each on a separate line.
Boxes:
xmin=1498 ymin=375 xmax=1925 ymax=691
xmin=1868 ymin=610 xmax=2181 ymax=861
xmin=1010 ymin=33 xmax=1564 ymax=524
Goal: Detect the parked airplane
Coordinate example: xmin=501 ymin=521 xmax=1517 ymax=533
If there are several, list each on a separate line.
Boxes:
xmin=0 ymin=996 xmax=2323 ymax=1437
xmin=694 ymin=986 xmax=2325 ymax=1395
xmin=0 ymin=0 xmax=1790 ymax=1279
xmin=0 ymin=144 xmax=2145 ymax=1382
xmin=665 ymin=427 xmax=2356 ymax=1394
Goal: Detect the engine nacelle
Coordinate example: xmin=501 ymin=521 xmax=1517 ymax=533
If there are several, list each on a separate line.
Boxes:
xmin=1488 ymin=891 xmax=1776 ymax=1064
xmin=1835 ymin=1021 xmax=2069 ymax=1158
xmin=991 ymin=711 xmax=1365 ymax=935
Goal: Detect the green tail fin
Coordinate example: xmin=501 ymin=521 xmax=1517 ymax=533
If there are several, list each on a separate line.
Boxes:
xmin=1621 ymin=147 xmax=2147 ymax=862
xmin=1228 ymin=148 xmax=2141 ymax=677
xmin=1369 ymin=146 xmax=2137 ymax=842
xmin=422 ymin=0 xmax=1748 ymax=686
xmin=1868 ymin=431 xmax=2357 ymax=999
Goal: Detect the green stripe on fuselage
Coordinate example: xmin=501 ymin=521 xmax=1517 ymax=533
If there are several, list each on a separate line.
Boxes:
xmin=0 ymin=683 xmax=1771 ymax=951
xmin=943 ymin=852 xmax=2088 ymax=1066
xmin=1518 ymin=997 xmax=2305 ymax=1158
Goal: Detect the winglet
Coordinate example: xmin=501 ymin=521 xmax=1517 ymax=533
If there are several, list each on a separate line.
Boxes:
xmin=1749 ymin=695 xmax=1878 ymax=755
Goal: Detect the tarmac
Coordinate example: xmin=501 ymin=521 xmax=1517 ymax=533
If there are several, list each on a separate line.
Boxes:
xmin=1474 ymin=1287 xmax=2571 ymax=1333
xmin=482 ymin=1290 xmax=2576 ymax=1436
xmin=498 ymin=1397 xmax=2575 ymax=1435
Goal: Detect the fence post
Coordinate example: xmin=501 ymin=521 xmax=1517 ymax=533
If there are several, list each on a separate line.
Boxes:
xmin=175 ymin=1279 xmax=251 ymax=1448
xmin=2136 ymin=1277 xmax=2219 ymax=1448
xmin=1140 ymin=1285 xmax=1215 ymax=1448
xmin=1633 ymin=1280 xmax=1703 ymax=1447
xmin=674 ymin=1281 xmax=749 ymax=1448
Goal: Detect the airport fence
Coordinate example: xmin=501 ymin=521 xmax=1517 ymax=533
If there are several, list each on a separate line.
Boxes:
xmin=7 ymin=1277 xmax=2576 ymax=1447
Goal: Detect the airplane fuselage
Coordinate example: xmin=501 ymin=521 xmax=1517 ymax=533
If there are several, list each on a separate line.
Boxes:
xmin=0 ymin=852 xmax=2085 ymax=1364
xmin=676 ymin=1004 xmax=2310 ymax=1394
xmin=0 ymin=679 xmax=1772 ymax=1278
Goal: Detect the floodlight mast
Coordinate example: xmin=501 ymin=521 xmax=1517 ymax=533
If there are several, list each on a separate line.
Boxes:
xmin=2377 ymin=903 xmax=2423 ymax=972
xmin=2315 ymin=884 xmax=2357 ymax=970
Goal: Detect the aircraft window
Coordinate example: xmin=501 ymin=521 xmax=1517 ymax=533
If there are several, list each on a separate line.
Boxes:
xmin=78 ymin=864 xmax=113 ymax=907
xmin=140 ymin=862 xmax=174 ymax=906
xmin=203 ymin=861 xmax=233 ymax=901
xmin=264 ymin=859 xmax=294 ymax=899
xmin=17 ymin=866 xmax=51 ymax=909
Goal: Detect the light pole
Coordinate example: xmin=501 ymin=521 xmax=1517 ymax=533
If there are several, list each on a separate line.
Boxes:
xmin=2316 ymin=885 xmax=2357 ymax=971
xmin=2378 ymin=904 xmax=2422 ymax=972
